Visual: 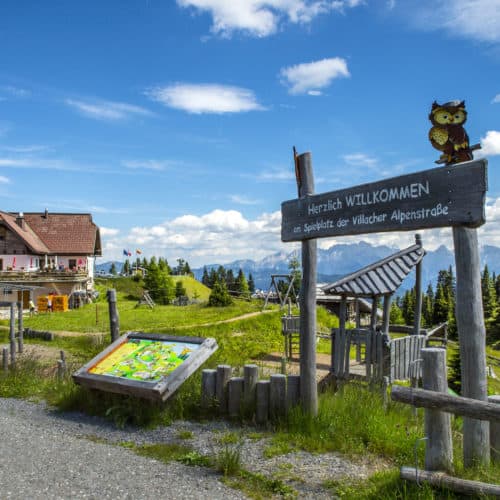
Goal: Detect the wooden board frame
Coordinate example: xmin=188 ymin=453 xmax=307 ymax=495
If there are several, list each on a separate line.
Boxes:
xmin=73 ymin=332 xmax=218 ymax=401
xmin=282 ymin=159 xmax=487 ymax=242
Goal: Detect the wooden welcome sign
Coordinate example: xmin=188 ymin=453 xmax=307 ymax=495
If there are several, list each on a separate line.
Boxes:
xmin=282 ymin=159 xmax=487 ymax=241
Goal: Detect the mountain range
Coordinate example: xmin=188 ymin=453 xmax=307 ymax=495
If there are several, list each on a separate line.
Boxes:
xmin=97 ymin=241 xmax=500 ymax=295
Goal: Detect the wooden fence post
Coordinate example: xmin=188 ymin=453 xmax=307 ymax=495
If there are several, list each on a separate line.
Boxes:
xmin=489 ymin=395 xmax=500 ymax=463
xmin=106 ymin=289 xmax=120 ymax=343
xmin=453 ymin=226 xmax=490 ymax=466
xmin=17 ymin=301 xmax=23 ymax=353
xmin=243 ymin=364 xmax=258 ymax=408
xmin=256 ymin=380 xmax=270 ymax=425
xmin=201 ymin=369 xmax=217 ymax=409
xmin=216 ymin=365 xmax=232 ymax=414
xmin=9 ymin=303 xmax=16 ymax=366
xmin=287 ymin=374 xmax=300 ymax=411
xmin=297 ymin=152 xmax=318 ymax=416
xmin=270 ymin=374 xmax=286 ymax=420
xmin=421 ymin=348 xmax=453 ymax=472
xmin=227 ymin=377 xmax=244 ymax=418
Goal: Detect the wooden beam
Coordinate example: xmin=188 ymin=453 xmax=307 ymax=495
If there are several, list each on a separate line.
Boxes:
xmin=400 ymin=467 xmax=500 ymax=496
xmin=391 ymin=386 xmax=500 ymax=421
xmin=453 ymin=226 xmax=490 ymax=466
xmin=297 ymin=152 xmax=318 ymax=416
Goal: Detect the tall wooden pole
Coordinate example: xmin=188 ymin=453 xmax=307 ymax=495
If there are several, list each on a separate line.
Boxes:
xmin=297 ymin=152 xmax=318 ymax=416
xmin=413 ymin=234 xmax=422 ymax=335
xmin=453 ymin=226 xmax=490 ymax=466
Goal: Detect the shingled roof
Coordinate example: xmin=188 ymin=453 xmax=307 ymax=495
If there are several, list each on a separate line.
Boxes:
xmin=321 ymin=240 xmax=425 ymax=297
xmin=1 ymin=211 xmax=101 ymax=256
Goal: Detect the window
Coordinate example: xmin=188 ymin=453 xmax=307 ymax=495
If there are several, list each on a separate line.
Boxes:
xmin=69 ymin=259 xmax=77 ymax=270
xmin=0 ymin=227 xmax=6 ymax=241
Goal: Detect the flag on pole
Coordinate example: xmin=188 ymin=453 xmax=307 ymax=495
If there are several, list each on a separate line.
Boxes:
xmin=136 ymin=249 xmax=142 ymax=255
xmin=123 ymin=249 xmax=132 ymax=256
xmin=12 ymin=257 xmax=16 ymax=269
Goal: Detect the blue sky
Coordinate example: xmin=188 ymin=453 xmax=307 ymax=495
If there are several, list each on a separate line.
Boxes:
xmin=1 ymin=0 xmax=499 ymax=266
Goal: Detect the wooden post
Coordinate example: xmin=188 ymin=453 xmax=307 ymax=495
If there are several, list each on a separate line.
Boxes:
xmin=9 ymin=303 xmax=16 ymax=366
xmin=57 ymin=360 xmax=65 ymax=379
xmin=216 ymin=364 xmax=232 ymax=414
xmin=297 ymin=152 xmax=318 ymax=416
xmin=489 ymin=395 xmax=500 ymax=463
xmin=2 ymin=347 xmax=8 ymax=371
xmin=227 ymin=377 xmax=244 ymax=418
xmin=269 ymin=374 xmax=286 ymax=420
xmin=106 ymin=289 xmax=120 ymax=343
xmin=421 ymin=348 xmax=453 ymax=472
xmin=17 ymin=301 xmax=23 ymax=353
xmin=256 ymin=380 xmax=270 ymax=425
xmin=243 ymin=364 xmax=258 ymax=408
xmin=413 ymin=234 xmax=422 ymax=335
xmin=287 ymin=374 xmax=300 ymax=411
xmin=201 ymin=369 xmax=217 ymax=409
xmin=453 ymin=226 xmax=490 ymax=466
xmin=355 ymin=300 xmax=361 ymax=362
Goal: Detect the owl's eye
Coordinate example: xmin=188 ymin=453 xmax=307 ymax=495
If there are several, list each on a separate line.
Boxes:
xmin=443 ymin=115 xmax=448 ymax=120
xmin=455 ymin=114 xmax=460 ymax=119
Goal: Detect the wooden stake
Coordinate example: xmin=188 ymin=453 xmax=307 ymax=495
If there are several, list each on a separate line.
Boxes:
xmin=17 ymin=301 xmax=23 ymax=353
xmin=489 ymin=395 xmax=500 ymax=464
xmin=201 ymin=369 xmax=216 ymax=409
xmin=413 ymin=234 xmax=422 ymax=335
xmin=9 ymin=303 xmax=15 ymax=366
xmin=421 ymin=348 xmax=453 ymax=472
xmin=297 ymin=152 xmax=318 ymax=416
xmin=453 ymin=226 xmax=490 ymax=466
xmin=106 ymin=289 xmax=120 ymax=343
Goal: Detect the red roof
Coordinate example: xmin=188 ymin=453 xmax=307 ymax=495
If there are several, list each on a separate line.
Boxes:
xmin=1 ymin=211 xmax=101 ymax=256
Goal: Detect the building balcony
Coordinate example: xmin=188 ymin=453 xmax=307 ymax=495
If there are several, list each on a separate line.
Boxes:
xmin=0 ymin=269 xmax=90 ymax=283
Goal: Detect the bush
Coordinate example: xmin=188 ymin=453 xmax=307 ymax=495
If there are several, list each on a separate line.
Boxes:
xmin=208 ymin=281 xmax=233 ymax=307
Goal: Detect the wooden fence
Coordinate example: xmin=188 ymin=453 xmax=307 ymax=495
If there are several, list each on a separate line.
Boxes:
xmin=201 ymin=364 xmax=301 ymax=424
xmin=332 ymin=327 xmax=428 ymax=383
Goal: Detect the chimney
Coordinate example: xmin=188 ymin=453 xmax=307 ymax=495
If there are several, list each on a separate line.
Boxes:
xmin=16 ymin=212 xmax=26 ymax=230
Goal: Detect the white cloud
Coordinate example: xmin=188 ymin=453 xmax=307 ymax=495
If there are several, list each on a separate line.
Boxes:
xmin=65 ymin=98 xmax=153 ymax=121
xmin=103 ymin=209 xmax=284 ymax=266
xmin=255 ymin=167 xmax=295 ymax=181
xmin=177 ymin=0 xmax=363 ymax=37
xmin=342 ymin=153 xmax=378 ymax=167
xmin=146 ymin=83 xmax=264 ymax=114
xmin=0 ymin=86 xmax=31 ymax=98
xmin=409 ymin=0 xmax=500 ymax=43
xmin=100 ymin=227 xmax=120 ymax=237
xmin=0 ymin=175 xmax=10 ymax=184
xmin=122 ymin=159 xmax=176 ymax=171
xmin=229 ymin=194 xmax=261 ymax=205
xmin=280 ymin=57 xmax=350 ymax=95
xmin=492 ymin=94 xmax=500 ymax=104
xmin=479 ymin=130 xmax=500 ymax=156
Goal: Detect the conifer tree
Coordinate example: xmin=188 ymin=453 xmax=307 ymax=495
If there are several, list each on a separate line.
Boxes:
xmin=201 ymin=267 xmax=210 ymax=287
xmin=208 ymin=280 xmax=233 ymax=307
xmin=175 ymin=280 xmax=187 ymax=299
xmin=248 ymin=273 xmax=255 ymax=293
xmin=236 ymin=268 xmax=250 ymax=299
xmin=389 ymin=301 xmax=405 ymax=325
xmin=144 ymin=258 xmax=175 ymax=305
xmin=401 ymin=289 xmax=415 ymax=325
xmin=422 ymin=283 xmax=434 ymax=327
xmin=109 ymin=262 xmax=117 ymax=275
xmin=226 ymin=269 xmax=236 ymax=293
xmin=123 ymin=259 xmax=131 ymax=275
xmin=481 ymin=265 xmax=497 ymax=320
xmin=208 ymin=268 xmax=218 ymax=288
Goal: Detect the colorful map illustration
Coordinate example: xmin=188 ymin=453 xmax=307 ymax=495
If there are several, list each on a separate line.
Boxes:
xmin=89 ymin=338 xmax=199 ymax=382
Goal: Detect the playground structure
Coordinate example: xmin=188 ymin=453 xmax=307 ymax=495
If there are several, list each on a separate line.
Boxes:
xmin=262 ymin=274 xmax=299 ymax=310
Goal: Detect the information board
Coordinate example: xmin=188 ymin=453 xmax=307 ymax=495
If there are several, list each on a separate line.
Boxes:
xmin=73 ymin=332 xmax=218 ymax=401
xmin=281 ymin=159 xmax=487 ymax=242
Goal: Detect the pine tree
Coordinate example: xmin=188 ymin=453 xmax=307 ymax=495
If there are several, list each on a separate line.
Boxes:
xmin=422 ymin=283 xmax=434 ymax=327
xmin=389 ymin=301 xmax=405 ymax=325
xmin=109 ymin=262 xmax=117 ymax=275
xmin=208 ymin=268 xmax=217 ymax=288
xmin=216 ymin=265 xmax=227 ymax=285
xmin=236 ymin=268 xmax=250 ymax=299
xmin=481 ymin=265 xmax=497 ymax=320
xmin=401 ymin=289 xmax=415 ymax=325
xmin=208 ymin=280 xmax=233 ymax=307
xmin=144 ymin=259 xmax=175 ymax=305
xmin=433 ymin=282 xmax=449 ymax=325
xmin=158 ymin=257 xmax=171 ymax=274
xmin=183 ymin=261 xmax=192 ymax=276
xmin=248 ymin=273 xmax=255 ymax=293
xmin=123 ymin=259 xmax=130 ymax=275
xmin=226 ymin=269 xmax=236 ymax=293
xmin=201 ymin=267 xmax=210 ymax=287
xmin=288 ymin=254 xmax=302 ymax=296
xmin=175 ymin=280 xmax=187 ymax=299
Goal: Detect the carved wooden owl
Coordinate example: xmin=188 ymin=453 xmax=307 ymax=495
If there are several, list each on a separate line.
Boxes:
xmin=428 ymin=100 xmax=473 ymax=165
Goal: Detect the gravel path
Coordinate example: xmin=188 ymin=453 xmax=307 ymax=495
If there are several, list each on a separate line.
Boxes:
xmin=0 ymin=398 xmax=380 ymax=499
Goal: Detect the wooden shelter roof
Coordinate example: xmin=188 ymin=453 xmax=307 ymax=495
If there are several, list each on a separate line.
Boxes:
xmin=321 ymin=240 xmax=425 ymax=297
